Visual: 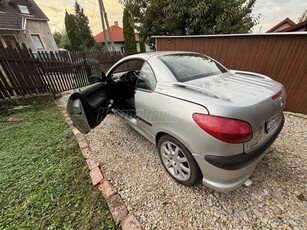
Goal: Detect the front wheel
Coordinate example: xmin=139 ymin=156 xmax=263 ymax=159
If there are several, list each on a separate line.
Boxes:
xmin=158 ymin=135 xmax=201 ymax=186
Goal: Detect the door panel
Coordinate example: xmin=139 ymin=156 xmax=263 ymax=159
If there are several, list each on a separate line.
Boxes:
xmin=67 ymin=82 xmax=109 ymax=134
xmin=134 ymin=90 xmax=156 ymax=143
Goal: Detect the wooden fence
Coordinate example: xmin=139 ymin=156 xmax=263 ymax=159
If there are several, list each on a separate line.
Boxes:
xmin=0 ymin=42 xmax=122 ymax=99
xmin=155 ymin=33 xmax=307 ymax=114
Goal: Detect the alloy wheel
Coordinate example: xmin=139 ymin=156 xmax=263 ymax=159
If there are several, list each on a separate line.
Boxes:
xmin=160 ymin=141 xmax=191 ymax=181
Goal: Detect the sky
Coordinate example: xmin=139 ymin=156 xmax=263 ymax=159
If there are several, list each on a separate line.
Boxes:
xmin=252 ymin=0 xmax=307 ymax=33
xmin=35 ymin=0 xmax=124 ymax=35
xmin=35 ymin=0 xmax=307 ymax=36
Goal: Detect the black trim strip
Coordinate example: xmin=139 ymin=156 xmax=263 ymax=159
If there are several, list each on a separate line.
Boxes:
xmin=205 ymin=114 xmax=285 ymax=170
xmin=136 ymin=115 xmax=152 ymax=126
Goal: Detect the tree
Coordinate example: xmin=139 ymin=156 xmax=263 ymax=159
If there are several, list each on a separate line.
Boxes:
xmin=91 ymin=42 xmax=105 ymax=51
xmin=122 ymin=0 xmax=259 ymax=42
xmin=74 ymin=1 xmax=95 ymax=49
xmin=139 ymin=37 xmax=146 ymax=53
xmin=65 ymin=11 xmax=82 ymax=51
xmin=64 ymin=1 xmax=95 ymax=51
xmin=123 ymin=8 xmax=137 ymax=54
xmin=53 ymin=31 xmax=71 ymax=50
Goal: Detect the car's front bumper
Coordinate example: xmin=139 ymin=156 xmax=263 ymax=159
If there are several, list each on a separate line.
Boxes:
xmin=193 ymin=114 xmax=284 ymax=192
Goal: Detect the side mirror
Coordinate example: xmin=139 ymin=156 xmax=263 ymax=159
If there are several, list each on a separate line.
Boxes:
xmin=88 ymin=75 xmax=102 ymax=84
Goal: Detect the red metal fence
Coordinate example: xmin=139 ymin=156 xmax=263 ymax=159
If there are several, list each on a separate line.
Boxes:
xmin=155 ymin=33 xmax=307 ymax=114
xmin=0 ymin=42 xmax=122 ymax=99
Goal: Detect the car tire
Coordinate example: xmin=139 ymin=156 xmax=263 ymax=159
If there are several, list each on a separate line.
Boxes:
xmin=158 ymin=135 xmax=201 ymax=186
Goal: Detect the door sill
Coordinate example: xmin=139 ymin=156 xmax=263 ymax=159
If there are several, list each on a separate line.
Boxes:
xmin=113 ymin=109 xmax=137 ymax=125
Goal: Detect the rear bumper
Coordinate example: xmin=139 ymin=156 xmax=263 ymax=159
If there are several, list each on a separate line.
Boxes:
xmin=198 ymin=149 xmax=269 ymax=192
xmin=192 ymin=113 xmax=284 ymax=192
xmin=204 ymin=114 xmax=284 ymax=170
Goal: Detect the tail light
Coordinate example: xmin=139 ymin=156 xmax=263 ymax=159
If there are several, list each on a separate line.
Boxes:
xmin=192 ymin=114 xmax=253 ymax=143
xmin=272 ymin=90 xmax=282 ymax=100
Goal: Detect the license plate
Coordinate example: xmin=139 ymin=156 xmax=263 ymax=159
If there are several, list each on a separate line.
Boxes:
xmin=265 ymin=113 xmax=281 ymax=133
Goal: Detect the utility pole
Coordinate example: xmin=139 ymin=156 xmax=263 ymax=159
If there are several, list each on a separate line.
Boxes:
xmin=98 ymin=0 xmax=116 ymax=52
xmin=98 ymin=0 xmax=110 ymax=51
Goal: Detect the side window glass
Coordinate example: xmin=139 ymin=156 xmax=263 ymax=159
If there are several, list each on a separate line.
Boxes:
xmin=112 ymin=60 xmax=143 ymax=74
xmin=137 ymin=62 xmax=156 ymax=90
xmin=110 ymin=59 xmax=144 ymax=80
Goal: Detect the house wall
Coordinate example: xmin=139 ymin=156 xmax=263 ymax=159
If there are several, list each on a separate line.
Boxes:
xmin=271 ymin=23 xmax=292 ymax=32
xmin=136 ymin=42 xmax=151 ymax=52
xmin=23 ymin=19 xmax=58 ymax=52
xmin=115 ymin=42 xmax=125 ymax=53
xmin=0 ymin=20 xmax=58 ymax=52
xmin=155 ymin=33 xmax=307 ymax=114
xmin=100 ymin=42 xmax=124 ymax=53
xmin=101 ymin=42 xmax=151 ymax=53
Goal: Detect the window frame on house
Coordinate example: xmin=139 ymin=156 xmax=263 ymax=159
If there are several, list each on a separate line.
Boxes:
xmin=0 ymin=35 xmax=19 ymax=49
xmin=17 ymin=5 xmax=30 ymax=14
xmin=30 ymin=34 xmax=45 ymax=50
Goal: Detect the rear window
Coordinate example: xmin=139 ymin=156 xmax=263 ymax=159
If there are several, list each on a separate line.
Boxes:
xmin=158 ymin=53 xmax=228 ymax=82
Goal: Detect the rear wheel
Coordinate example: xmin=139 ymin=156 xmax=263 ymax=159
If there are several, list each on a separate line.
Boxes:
xmin=158 ymin=135 xmax=201 ymax=186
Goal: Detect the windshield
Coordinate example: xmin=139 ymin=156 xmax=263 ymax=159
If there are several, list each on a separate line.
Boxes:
xmin=158 ymin=53 xmax=228 ymax=82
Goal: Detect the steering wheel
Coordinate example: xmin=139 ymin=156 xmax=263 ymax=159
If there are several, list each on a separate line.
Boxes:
xmin=124 ymin=71 xmax=138 ymax=87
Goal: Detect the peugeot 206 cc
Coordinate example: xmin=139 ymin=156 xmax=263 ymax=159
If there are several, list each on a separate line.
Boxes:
xmin=67 ymin=52 xmax=286 ymax=192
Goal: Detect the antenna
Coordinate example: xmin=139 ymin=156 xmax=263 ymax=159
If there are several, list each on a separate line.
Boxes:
xmin=258 ymin=26 xmax=262 ymax=33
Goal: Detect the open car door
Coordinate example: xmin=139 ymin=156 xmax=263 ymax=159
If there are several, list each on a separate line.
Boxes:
xmin=67 ymin=82 xmax=110 ymax=134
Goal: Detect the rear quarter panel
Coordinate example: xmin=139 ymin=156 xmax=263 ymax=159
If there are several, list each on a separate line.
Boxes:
xmin=135 ymin=90 xmax=244 ymax=157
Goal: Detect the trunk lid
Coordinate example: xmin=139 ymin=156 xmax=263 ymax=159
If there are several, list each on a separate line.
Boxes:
xmin=183 ymin=71 xmax=281 ymax=105
xmin=156 ymin=71 xmax=285 ymax=110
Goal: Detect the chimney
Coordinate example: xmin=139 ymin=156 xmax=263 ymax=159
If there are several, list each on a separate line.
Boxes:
xmin=114 ymin=21 xmax=118 ymax=27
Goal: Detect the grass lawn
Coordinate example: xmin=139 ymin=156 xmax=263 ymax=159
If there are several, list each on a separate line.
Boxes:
xmin=0 ymin=101 xmax=117 ymax=229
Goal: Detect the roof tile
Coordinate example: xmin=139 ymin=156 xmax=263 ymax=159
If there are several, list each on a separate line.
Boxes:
xmin=266 ymin=17 xmax=296 ymax=33
xmin=94 ymin=23 xmax=140 ymax=43
xmin=0 ymin=0 xmax=48 ymax=30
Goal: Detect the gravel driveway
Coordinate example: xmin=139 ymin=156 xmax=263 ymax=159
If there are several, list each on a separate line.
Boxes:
xmin=58 ymin=92 xmax=306 ymax=229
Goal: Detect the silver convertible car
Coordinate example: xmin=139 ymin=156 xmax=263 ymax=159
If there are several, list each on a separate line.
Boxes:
xmin=67 ymin=51 xmax=286 ymax=192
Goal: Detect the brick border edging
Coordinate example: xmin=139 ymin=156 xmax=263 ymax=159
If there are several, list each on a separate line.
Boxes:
xmin=57 ymin=105 xmax=142 ymax=230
